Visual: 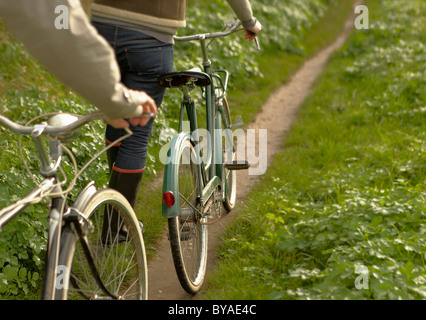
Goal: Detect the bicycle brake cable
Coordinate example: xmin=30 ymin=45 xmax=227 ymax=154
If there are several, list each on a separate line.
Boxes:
xmin=17 ymin=113 xmax=133 ymax=200
xmin=47 ymin=126 xmax=133 ymax=198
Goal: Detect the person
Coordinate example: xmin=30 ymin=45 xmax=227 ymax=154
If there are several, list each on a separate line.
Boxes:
xmin=0 ymin=0 xmax=157 ymax=129
xmin=89 ymin=0 xmax=262 ymax=209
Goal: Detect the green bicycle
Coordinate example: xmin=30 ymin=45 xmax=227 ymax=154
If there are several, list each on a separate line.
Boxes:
xmin=158 ymin=20 xmax=253 ymax=294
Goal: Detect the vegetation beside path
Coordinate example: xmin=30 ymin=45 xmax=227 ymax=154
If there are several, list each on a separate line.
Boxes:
xmin=202 ymin=0 xmax=426 ymax=300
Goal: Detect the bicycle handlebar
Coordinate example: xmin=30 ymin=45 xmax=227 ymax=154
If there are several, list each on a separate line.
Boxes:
xmin=173 ymin=20 xmax=260 ymax=50
xmin=173 ymin=20 xmax=243 ymax=42
xmin=0 ymin=111 xmax=103 ymax=136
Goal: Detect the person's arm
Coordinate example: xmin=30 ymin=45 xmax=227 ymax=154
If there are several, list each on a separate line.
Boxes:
xmin=226 ymin=0 xmax=261 ymax=39
xmin=0 ymin=0 xmax=156 ymax=126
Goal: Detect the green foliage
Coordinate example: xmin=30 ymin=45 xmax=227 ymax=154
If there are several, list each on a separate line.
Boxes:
xmin=204 ymin=0 xmax=426 ymax=300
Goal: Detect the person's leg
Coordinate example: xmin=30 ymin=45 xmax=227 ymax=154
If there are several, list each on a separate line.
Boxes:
xmin=105 ymin=119 xmax=154 ymax=207
xmin=94 ymin=23 xmax=173 ymax=241
xmin=94 ymin=22 xmax=173 ymax=207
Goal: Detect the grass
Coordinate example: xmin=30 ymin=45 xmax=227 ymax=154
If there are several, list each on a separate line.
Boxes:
xmin=201 ymin=0 xmax=426 ymax=300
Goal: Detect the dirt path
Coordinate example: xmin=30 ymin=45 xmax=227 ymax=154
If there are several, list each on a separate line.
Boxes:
xmin=147 ymin=3 xmax=359 ymax=300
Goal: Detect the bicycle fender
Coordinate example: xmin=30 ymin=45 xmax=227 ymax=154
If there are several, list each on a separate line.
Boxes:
xmin=162 ymin=132 xmax=191 ymax=218
xmin=72 ymin=181 xmax=97 ymax=212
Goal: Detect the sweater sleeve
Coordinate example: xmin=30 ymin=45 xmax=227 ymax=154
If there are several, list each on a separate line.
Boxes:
xmin=226 ymin=0 xmax=256 ymax=29
xmin=0 ymin=0 xmax=144 ymax=120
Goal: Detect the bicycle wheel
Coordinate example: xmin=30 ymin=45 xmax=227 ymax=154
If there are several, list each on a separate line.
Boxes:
xmin=217 ymin=97 xmax=237 ymax=212
xmin=56 ymin=189 xmax=147 ymax=300
xmin=168 ymin=139 xmax=208 ymax=294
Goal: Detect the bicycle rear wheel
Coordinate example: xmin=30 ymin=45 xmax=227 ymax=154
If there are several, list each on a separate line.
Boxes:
xmin=168 ymin=139 xmax=208 ymax=294
xmin=218 ymin=97 xmax=237 ymax=212
xmin=56 ymin=189 xmax=147 ymax=300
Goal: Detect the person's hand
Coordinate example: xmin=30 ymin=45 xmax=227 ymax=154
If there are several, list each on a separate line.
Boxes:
xmin=244 ymin=20 xmax=262 ymax=40
xmin=104 ymin=90 xmax=158 ymax=129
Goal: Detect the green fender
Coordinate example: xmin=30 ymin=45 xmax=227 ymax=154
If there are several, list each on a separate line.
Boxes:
xmin=162 ymin=132 xmax=191 ymax=218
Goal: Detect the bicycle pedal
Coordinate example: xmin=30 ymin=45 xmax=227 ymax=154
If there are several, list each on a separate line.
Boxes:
xmin=224 ymin=160 xmax=250 ymax=170
xmin=230 ymin=116 xmax=244 ymax=130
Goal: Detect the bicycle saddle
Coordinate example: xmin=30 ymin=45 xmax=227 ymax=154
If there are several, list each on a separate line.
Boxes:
xmin=157 ymin=67 xmax=211 ymax=88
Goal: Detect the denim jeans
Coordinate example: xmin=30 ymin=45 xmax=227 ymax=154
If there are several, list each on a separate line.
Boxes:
xmin=93 ymin=22 xmax=174 ymax=172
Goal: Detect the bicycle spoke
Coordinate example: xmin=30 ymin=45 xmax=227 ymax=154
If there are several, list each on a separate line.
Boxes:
xmin=59 ymin=191 xmax=146 ymax=300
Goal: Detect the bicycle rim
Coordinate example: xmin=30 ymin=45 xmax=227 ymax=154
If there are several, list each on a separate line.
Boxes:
xmin=220 ymin=97 xmax=237 ymax=212
xmin=168 ymin=140 xmax=207 ymax=294
xmin=56 ymin=189 xmax=147 ymax=300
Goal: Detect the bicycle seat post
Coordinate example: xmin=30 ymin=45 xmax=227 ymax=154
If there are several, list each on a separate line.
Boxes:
xmin=181 ymin=83 xmax=195 ymax=101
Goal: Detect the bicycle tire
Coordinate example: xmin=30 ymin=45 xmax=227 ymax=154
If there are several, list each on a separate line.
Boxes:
xmin=218 ymin=97 xmax=237 ymax=212
xmin=168 ymin=139 xmax=208 ymax=294
xmin=55 ymin=188 xmax=148 ymax=300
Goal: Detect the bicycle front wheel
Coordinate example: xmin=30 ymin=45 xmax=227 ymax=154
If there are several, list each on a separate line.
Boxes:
xmin=168 ymin=139 xmax=208 ymax=294
xmin=56 ymin=189 xmax=147 ymax=300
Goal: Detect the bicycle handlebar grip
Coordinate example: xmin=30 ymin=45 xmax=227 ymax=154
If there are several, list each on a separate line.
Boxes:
xmin=247 ymin=30 xmax=261 ymax=51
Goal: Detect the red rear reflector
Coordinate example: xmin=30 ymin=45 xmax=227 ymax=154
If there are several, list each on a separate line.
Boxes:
xmin=163 ymin=191 xmax=175 ymax=207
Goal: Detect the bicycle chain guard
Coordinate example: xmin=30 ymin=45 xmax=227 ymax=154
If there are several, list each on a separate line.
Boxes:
xmin=199 ymin=189 xmax=222 ymax=225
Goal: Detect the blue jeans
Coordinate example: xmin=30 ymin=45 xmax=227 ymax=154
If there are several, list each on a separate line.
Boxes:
xmin=93 ymin=22 xmax=174 ymax=172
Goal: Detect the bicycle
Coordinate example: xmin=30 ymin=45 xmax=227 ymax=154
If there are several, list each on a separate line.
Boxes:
xmin=158 ymin=20 xmax=256 ymax=294
xmin=0 ymin=111 xmax=148 ymax=300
